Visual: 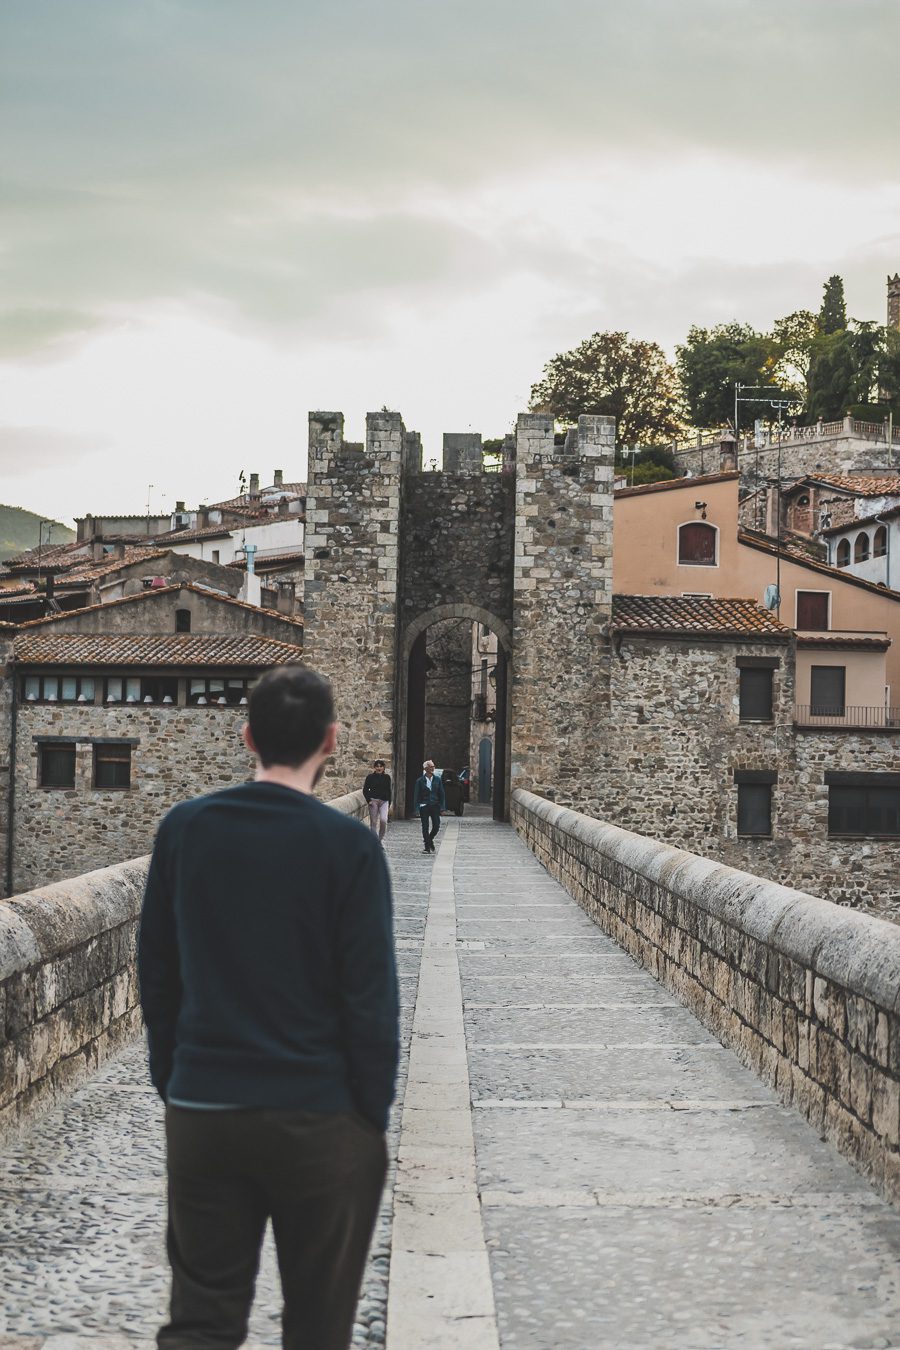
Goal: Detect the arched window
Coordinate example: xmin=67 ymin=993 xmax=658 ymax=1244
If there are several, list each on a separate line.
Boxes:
xmin=175 ymin=608 xmax=192 ymax=632
xmin=836 ymin=539 xmax=851 ymax=567
xmin=874 ymin=526 xmax=887 ymax=558
xmin=854 ymin=533 xmax=870 ymax=563
xmin=677 ymin=521 xmax=718 ymax=566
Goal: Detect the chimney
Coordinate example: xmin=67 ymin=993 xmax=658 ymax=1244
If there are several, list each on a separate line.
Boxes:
xmin=93 ymin=540 xmax=104 ymax=563
xmin=114 ymin=542 xmax=126 ymax=559
xmin=175 ymin=500 xmax=186 ymax=513
xmin=249 ymin=473 xmax=260 ymax=497
xmin=273 ymin=469 xmax=283 ymax=488
xmin=719 ymin=433 xmax=737 ymax=472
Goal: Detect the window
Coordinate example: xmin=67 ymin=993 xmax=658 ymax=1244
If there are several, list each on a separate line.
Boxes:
xmin=874 ymin=526 xmax=887 ymax=559
xmin=39 ymin=742 xmax=76 ymax=789
xmin=188 ymin=677 xmax=250 ymax=706
xmin=734 ymin=771 xmax=776 ymax=837
xmin=827 ymin=774 xmax=900 ymax=837
xmin=677 ymin=521 xmax=717 ymax=566
xmin=22 ymin=675 xmax=95 ymax=704
xmin=211 ymin=550 xmax=220 ymax=565
xmin=854 ymin=533 xmax=870 ymax=563
xmin=93 ymin=743 xmax=132 ymax=789
xmin=739 ymin=667 xmax=773 ymax=721
xmin=105 ymin=676 xmax=178 ymax=705
xmin=176 ymin=608 xmax=192 ymax=633
xmin=797 ymin=494 xmax=810 ymax=507
xmin=836 ymin=539 xmax=851 ymax=567
xmin=796 ymin=591 xmax=829 ymax=631
xmin=810 ymin=665 xmax=845 ymax=716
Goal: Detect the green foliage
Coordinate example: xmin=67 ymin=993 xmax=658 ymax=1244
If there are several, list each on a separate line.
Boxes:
xmin=615 ymin=445 xmax=680 ymax=486
xmin=770 ymin=309 xmax=818 ymax=396
xmin=818 ymin=275 xmax=847 ymax=335
xmin=529 ymin=331 xmax=684 ymax=446
xmin=0 ymin=504 xmax=74 ymax=561
xmin=806 ymin=321 xmax=887 ymax=422
xmin=675 ymin=323 xmax=776 ymax=428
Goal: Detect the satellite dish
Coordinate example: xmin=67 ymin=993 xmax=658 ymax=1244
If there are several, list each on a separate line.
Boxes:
xmin=764 ymin=584 xmax=780 ymax=610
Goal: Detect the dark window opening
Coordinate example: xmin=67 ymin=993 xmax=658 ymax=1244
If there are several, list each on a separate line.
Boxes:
xmin=678 ymin=521 xmax=717 ymax=566
xmin=39 ymin=742 xmax=76 ymax=789
xmin=828 ymin=784 xmax=900 ymax=837
xmin=188 ymin=677 xmax=250 ymax=706
xmin=739 ymin=667 xmax=773 ymax=721
xmin=737 ymin=783 xmax=772 ymax=837
xmin=836 ymin=539 xmax=851 ymax=567
xmin=93 ymin=743 xmax=132 ymax=789
xmin=874 ymin=526 xmax=887 ymax=559
xmin=22 ymin=675 xmax=96 ymax=704
xmin=176 ymin=608 xmax=192 ymax=632
xmin=796 ymin=591 xmax=829 ymax=631
xmin=854 ymin=533 xmax=870 ymax=563
xmin=810 ymin=665 xmax=845 ymax=716
xmin=104 ymin=676 xmax=179 ymax=705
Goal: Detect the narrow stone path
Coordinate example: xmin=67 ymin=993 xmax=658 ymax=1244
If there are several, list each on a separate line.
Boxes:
xmin=2 ymin=815 xmax=900 ymax=1350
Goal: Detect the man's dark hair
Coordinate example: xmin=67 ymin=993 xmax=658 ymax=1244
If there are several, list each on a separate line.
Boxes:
xmin=374 ymin=759 xmax=385 ymax=768
xmin=248 ymin=665 xmax=334 ymax=768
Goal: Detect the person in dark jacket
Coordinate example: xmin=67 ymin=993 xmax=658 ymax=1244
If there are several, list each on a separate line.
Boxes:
xmin=362 ymin=758 xmax=392 ymax=841
xmin=413 ymin=758 xmax=446 ymax=853
xmin=138 ymin=665 xmax=398 ymax=1350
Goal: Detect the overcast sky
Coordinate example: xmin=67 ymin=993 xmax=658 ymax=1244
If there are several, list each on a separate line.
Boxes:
xmin=1 ymin=0 xmax=898 ymax=525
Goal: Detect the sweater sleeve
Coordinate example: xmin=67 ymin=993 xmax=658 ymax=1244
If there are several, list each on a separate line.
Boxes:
xmin=137 ymin=816 xmax=182 ymax=1099
xmin=362 ymin=774 xmax=373 ymax=802
xmin=336 ymin=842 xmax=399 ymax=1130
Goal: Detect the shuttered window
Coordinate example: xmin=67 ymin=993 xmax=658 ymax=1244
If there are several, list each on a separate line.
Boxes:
xmin=810 ymin=666 xmax=845 ymax=716
xmin=677 ymin=522 xmax=717 ymax=566
xmin=796 ymin=591 xmax=829 ymax=630
xmin=739 ymin=668 xmax=773 ymax=721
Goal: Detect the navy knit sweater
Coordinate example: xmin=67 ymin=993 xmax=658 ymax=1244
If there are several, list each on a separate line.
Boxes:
xmin=138 ymin=782 xmax=399 ymax=1129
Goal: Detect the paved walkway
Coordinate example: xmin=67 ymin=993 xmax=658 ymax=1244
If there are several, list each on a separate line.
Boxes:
xmin=2 ymin=815 xmax=900 ymax=1349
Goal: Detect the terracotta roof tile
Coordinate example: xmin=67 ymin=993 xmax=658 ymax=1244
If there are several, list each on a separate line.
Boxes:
xmin=19 ymin=582 xmax=304 ymax=630
xmin=153 ymin=524 xmax=236 ymax=544
xmin=796 ymin=633 xmax=890 ymax=650
xmin=801 ymin=474 xmax=900 ymax=496
xmin=738 ymin=530 xmax=900 ymax=602
xmin=60 ymin=548 xmax=170 ymax=584
xmin=14 ymin=631 xmax=302 ymax=668
xmin=611 ymin=594 xmax=790 ymax=638
xmin=227 ymin=549 xmax=305 ymax=570
xmin=614 ymin=471 xmax=739 ymax=499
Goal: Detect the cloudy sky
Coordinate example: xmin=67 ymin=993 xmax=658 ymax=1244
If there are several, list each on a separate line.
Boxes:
xmin=1 ymin=0 xmax=898 ymax=525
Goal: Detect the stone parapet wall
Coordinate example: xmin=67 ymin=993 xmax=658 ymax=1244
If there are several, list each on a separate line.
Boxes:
xmin=512 ymin=788 xmax=900 ymax=1205
xmin=0 ymin=788 xmax=366 ymax=1138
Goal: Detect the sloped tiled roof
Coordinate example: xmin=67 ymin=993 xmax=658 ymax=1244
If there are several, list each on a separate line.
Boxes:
xmin=611 ymin=594 xmax=791 ymax=639
xmin=59 ymin=548 xmax=170 ymax=584
xmin=153 ymin=524 xmax=236 ymax=544
xmin=14 ymin=631 xmax=302 ymax=668
xmin=799 ymin=474 xmax=900 ymax=496
xmin=818 ymin=504 xmax=900 ymax=538
xmin=227 ymin=549 xmax=305 ymax=571
xmin=614 ymin=470 xmax=738 ymax=499
xmin=738 ymin=530 xmax=900 ymax=602
xmin=797 ymin=633 xmax=890 ymax=650
xmin=2 ymin=540 xmax=90 ymax=570
xmin=18 ymin=581 xmax=303 ymax=631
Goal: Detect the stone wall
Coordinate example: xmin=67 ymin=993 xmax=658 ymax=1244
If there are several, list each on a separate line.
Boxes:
xmin=0 ymin=789 xmax=366 ymax=1138
xmin=11 ymin=704 xmax=255 ymax=893
xmin=0 ymin=635 xmax=13 ymax=895
xmin=422 ymin=618 xmax=472 ymax=772
xmin=303 ymin=412 xmax=403 ymax=796
xmin=601 ymin=633 xmax=900 ymax=918
xmin=512 ymin=788 xmax=900 ymax=1205
xmin=511 ymin=414 xmax=615 ymax=806
xmin=675 ymin=429 xmax=897 ymax=481
xmin=37 ymin=583 xmax=302 ymax=643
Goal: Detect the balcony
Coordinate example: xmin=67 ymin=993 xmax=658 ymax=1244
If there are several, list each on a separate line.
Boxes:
xmin=794 ymin=705 xmax=900 ymax=730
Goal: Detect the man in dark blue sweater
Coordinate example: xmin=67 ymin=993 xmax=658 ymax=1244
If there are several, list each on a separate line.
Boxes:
xmin=139 ymin=665 xmax=398 ymax=1350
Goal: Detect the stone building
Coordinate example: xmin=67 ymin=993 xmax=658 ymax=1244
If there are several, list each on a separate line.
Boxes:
xmin=0 ymin=585 xmax=303 ymax=894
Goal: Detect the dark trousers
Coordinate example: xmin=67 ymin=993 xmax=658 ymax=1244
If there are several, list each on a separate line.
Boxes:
xmin=419 ymin=803 xmax=441 ymax=846
xmin=159 ymin=1106 xmax=387 ymax=1350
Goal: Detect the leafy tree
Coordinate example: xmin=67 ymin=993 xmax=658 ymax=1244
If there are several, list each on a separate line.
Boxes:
xmin=675 ymin=323 xmax=776 ymax=429
xmin=770 ymin=309 xmax=818 ymax=397
xmin=806 ymin=321 xmax=885 ymax=421
xmin=529 ymin=331 xmax=684 ymax=446
xmin=818 ymin=275 xmax=847 ymax=335
xmin=615 ymin=445 xmax=679 ymax=486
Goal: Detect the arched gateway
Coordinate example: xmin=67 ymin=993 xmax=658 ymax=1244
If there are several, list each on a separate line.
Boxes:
xmin=301 ymin=410 xmax=615 ymax=818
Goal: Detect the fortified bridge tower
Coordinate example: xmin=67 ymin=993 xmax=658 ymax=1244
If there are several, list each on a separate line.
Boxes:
xmin=302 ymin=410 xmax=615 ymax=816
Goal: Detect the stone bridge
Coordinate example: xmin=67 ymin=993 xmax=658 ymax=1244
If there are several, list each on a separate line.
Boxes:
xmin=2 ymin=794 xmax=900 ymax=1349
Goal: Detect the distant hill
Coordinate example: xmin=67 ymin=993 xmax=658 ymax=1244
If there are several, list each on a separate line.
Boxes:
xmin=0 ymin=504 xmax=75 ymax=561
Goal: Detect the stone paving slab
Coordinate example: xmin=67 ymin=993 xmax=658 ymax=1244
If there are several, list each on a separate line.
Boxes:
xmin=464 ymin=1004 xmax=720 ymax=1044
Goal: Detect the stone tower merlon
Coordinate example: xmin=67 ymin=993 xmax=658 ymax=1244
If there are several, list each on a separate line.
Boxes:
xmin=442 ymin=432 xmax=484 ymax=474
xmin=303 ymin=410 xmax=404 ymax=795
xmin=510 ymin=413 xmax=616 ymax=809
xmin=888 ymin=274 xmax=900 ymax=331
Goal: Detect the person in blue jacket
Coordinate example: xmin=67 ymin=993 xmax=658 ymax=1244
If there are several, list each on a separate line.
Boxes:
xmin=413 ymin=757 xmax=446 ymax=853
xmin=138 ymin=665 xmax=398 ymax=1350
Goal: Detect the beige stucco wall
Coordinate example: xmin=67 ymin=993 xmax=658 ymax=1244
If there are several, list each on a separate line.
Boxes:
xmin=795 ymin=647 xmax=889 ymax=710
xmin=613 ymin=476 xmax=900 ymax=693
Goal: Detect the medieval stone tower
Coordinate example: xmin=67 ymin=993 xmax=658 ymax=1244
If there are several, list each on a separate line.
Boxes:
xmin=302 ymin=410 xmax=616 ymax=815
xmin=889 ymin=273 xmax=900 ymax=331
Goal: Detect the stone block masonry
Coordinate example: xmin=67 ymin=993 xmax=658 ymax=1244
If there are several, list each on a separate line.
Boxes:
xmin=0 ymin=789 xmax=367 ymax=1140
xmin=303 ymin=412 xmax=403 ymax=798
xmin=512 ymin=788 xmax=900 ymax=1206
xmin=511 ymin=414 xmax=615 ymax=807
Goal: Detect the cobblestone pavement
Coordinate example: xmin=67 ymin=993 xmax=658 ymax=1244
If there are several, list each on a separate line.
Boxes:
xmin=0 ymin=818 xmax=430 ymax=1350
xmin=3 ymin=814 xmax=900 ymax=1349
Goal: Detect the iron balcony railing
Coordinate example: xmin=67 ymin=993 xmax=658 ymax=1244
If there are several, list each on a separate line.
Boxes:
xmin=794 ymin=705 xmax=900 ymax=729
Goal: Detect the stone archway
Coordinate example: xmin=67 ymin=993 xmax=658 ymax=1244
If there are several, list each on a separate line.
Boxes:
xmin=396 ymin=603 xmax=512 ymax=821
